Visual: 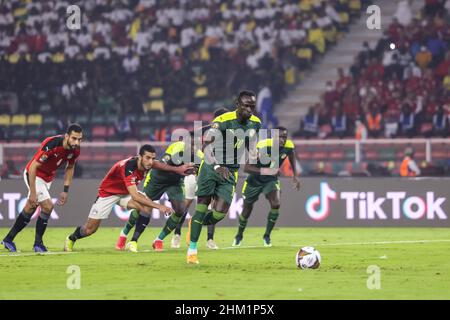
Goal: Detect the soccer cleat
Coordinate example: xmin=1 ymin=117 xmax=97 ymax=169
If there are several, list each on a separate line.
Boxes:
xmin=185 ymin=218 xmax=192 ymax=246
xmin=263 ymin=235 xmax=272 ymax=247
xmin=64 ymin=236 xmax=74 ymax=252
xmin=171 ymin=234 xmax=181 ymax=249
xmin=126 ymin=241 xmax=138 ymax=253
xmin=115 ymin=235 xmax=127 ymax=250
xmin=206 ymin=239 xmax=219 ymax=250
xmin=187 ymin=253 xmax=199 ymax=264
xmin=152 ymin=239 xmax=164 ymax=251
xmin=1 ymin=239 xmax=17 ymax=252
xmin=33 ymin=243 xmax=48 ymax=253
xmin=232 ymin=235 xmax=242 ymax=247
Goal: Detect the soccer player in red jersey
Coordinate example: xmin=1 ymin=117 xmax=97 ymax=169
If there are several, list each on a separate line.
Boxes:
xmin=64 ymin=144 xmax=192 ymax=252
xmin=1 ymin=124 xmax=83 ymax=253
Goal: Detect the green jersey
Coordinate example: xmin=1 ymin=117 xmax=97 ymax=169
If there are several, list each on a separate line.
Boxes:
xmin=150 ymin=141 xmax=204 ymax=184
xmin=208 ymin=110 xmax=261 ymax=169
xmin=248 ymin=138 xmax=295 ymax=184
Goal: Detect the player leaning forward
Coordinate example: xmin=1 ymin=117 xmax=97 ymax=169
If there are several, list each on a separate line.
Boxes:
xmin=186 ymin=90 xmax=261 ymax=264
xmin=1 ymin=124 xmax=83 ymax=253
xmin=64 ymin=144 xmax=192 ymax=251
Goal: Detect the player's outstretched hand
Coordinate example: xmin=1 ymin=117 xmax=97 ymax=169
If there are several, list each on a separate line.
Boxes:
xmin=57 ymin=192 xmax=68 ymax=206
xmin=28 ymin=192 xmax=39 ymax=208
xmin=158 ymin=205 xmax=175 ymax=216
xmin=292 ymin=177 xmax=300 ymax=191
xmin=176 ymin=163 xmax=195 ymax=176
xmin=215 ymin=166 xmax=230 ymax=180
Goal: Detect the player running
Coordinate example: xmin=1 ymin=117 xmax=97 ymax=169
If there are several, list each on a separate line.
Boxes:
xmin=232 ymin=127 xmax=300 ymax=247
xmin=186 ymin=90 xmax=261 ymax=264
xmin=171 ymin=108 xmax=230 ymax=250
xmin=64 ymin=144 xmax=192 ymax=251
xmin=1 ymin=124 xmax=83 ymax=253
xmin=115 ymin=134 xmax=201 ymax=252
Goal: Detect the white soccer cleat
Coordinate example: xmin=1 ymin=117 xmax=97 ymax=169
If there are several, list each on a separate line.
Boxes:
xmin=206 ymin=239 xmax=219 ymax=250
xmin=171 ymin=234 xmax=181 ymax=248
xmin=126 ymin=241 xmax=138 ymax=253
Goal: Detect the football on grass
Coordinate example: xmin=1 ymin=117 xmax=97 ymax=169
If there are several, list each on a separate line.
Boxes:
xmin=296 ymin=246 xmax=321 ymax=269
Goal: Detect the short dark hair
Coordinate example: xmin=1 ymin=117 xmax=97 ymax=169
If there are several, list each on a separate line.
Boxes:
xmin=214 ymin=108 xmax=229 ymax=118
xmin=66 ymin=123 xmax=83 ymax=135
xmin=139 ymin=144 xmax=156 ymax=156
xmin=236 ymin=90 xmax=256 ymax=108
xmin=275 ymin=126 xmax=288 ymax=132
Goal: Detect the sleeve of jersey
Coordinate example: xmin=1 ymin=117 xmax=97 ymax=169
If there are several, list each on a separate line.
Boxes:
xmin=34 ymin=148 xmax=52 ymax=164
xmin=122 ymin=167 xmax=138 ymax=188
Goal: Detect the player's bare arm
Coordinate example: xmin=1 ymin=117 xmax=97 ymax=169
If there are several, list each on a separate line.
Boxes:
xmin=26 ymin=159 xmax=41 ymax=208
xmin=126 ymin=184 xmax=174 ymax=216
xmin=57 ymin=162 xmax=75 ymax=206
xmin=153 ymin=160 xmax=194 ymax=176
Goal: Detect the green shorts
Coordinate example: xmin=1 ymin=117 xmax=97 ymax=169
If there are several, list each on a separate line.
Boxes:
xmin=196 ymin=161 xmax=239 ymax=204
xmin=143 ymin=170 xmax=185 ymax=202
xmin=242 ymin=177 xmax=280 ymax=204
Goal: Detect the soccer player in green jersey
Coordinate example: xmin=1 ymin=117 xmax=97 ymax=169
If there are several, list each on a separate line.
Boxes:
xmin=115 ymin=135 xmax=199 ymax=252
xmin=232 ymin=126 xmax=300 ymax=247
xmin=186 ymin=91 xmax=261 ymax=264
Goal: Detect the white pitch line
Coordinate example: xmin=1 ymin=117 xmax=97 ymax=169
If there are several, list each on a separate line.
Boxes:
xmin=0 ymin=251 xmax=78 ymax=258
xmin=220 ymin=239 xmax=450 ymax=250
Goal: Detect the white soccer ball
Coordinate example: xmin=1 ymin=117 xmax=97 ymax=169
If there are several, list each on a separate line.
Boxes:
xmin=296 ymin=246 xmax=321 ymax=269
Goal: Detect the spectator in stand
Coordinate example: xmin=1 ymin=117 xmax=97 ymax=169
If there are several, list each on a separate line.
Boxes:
xmin=398 ymin=103 xmax=417 ymax=137
xmin=297 ymin=106 xmax=320 ymax=139
xmin=432 ymin=105 xmax=448 ymax=137
xmin=331 ymin=107 xmax=348 ymax=138
xmin=256 ymin=84 xmax=278 ymax=129
xmin=415 ymin=45 xmax=433 ymax=70
xmin=394 ymin=0 xmax=413 ymax=27
xmin=365 ymin=104 xmax=384 ymax=138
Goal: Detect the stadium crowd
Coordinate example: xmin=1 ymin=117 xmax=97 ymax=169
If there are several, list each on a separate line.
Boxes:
xmin=294 ymin=0 xmax=450 ymax=139
xmin=0 ymin=0 xmax=366 ymax=142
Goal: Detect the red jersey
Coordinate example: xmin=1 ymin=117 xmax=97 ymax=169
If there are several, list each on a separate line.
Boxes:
xmin=98 ymin=157 xmax=147 ymax=197
xmin=25 ymin=135 xmax=80 ymax=183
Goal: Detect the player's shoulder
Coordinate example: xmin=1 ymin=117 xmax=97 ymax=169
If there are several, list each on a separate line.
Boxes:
xmin=165 ymin=141 xmax=185 ymax=155
xmin=212 ymin=110 xmax=237 ymax=123
xmin=284 ymin=139 xmax=295 ymax=149
xmin=249 ymin=114 xmax=261 ymax=124
xmin=41 ymin=135 xmax=64 ymax=151
xmin=257 ymin=138 xmax=272 ymax=148
xmin=124 ymin=156 xmax=138 ymax=175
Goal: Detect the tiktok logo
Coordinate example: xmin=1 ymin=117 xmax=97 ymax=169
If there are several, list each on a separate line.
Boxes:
xmin=305 ymin=182 xmax=337 ymax=221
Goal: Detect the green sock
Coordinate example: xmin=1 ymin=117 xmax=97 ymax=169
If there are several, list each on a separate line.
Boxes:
xmin=264 ymin=208 xmax=279 ymax=237
xmin=237 ymin=214 xmax=248 ymax=237
xmin=190 ymin=204 xmax=208 ymax=244
xmin=158 ymin=214 xmax=182 ymax=240
xmin=122 ymin=209 xmax=140 ymax=236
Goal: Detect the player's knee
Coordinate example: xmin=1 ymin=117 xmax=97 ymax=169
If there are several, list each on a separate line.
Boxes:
xmin=40 ymin=201 xmax=54 ymax=214
xmin=270 ymin=202 xmax=280 ymax=210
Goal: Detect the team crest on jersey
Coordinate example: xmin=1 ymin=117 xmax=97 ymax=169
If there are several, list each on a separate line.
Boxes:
xmin=39 ymin=154 xmax=48 ymax=162
xmin=281 ymin=154 xmax=287 ymax=159
xmin=211 ymin=123 xmax=220 ymax=129
xmin=67 ymin=154 xmax=73 ymax=159
xmin=162 ymin=154 xmax=171 ymax=162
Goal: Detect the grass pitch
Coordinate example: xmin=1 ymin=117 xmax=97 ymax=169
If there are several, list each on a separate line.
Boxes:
xmin=0 ymin=227 xmax=449 ymax=300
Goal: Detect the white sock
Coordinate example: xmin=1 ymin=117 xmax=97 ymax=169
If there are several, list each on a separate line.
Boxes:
xmin=188 ymin=248 xmax=197 ymax=255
